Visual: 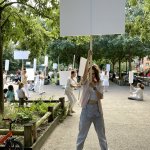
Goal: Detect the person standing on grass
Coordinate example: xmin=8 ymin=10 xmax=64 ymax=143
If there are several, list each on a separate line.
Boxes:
xmin=76 ymin=50 xmax=108 ymax=150
xmin=65 ymin=70 xmax=80 ymax=116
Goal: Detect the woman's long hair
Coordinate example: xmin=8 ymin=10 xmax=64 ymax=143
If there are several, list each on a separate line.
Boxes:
xmin=92 ymin=64 xmax=100 ymax=82
xmin=18 ymin=82 xmax=24 ymax=89
xmin=137 ymin=83 xmax=144 ymax=90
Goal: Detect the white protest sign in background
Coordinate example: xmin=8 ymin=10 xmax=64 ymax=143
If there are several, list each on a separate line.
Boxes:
xmin=26 ymin=62 xmax=31 ymax=66
xmin=60 ymin=0 xmax=125 ymax=36
xmin=106 ymin=64 xmax=110 ymax=72
xmin=33 ymin=58 xmax=36 ymax=72
xmin=78 ymin=57 xmax=87 ymax=77
xmin=5 ymin=60 xmax=9 ymax=71
xmin=14 ymin=51 xmax=30 ymax=59
xmin=59 ymin=71 xmax=71 ymax=86
xmin=26 ymin=68 xmax=35 ymax=81
xmin=44 ymin=55 xmax=48 ymax=67
xmin=53 ymin=63 xmax=58 ymax=70
xmin=129 ymin=71 xmax=134 ymax=84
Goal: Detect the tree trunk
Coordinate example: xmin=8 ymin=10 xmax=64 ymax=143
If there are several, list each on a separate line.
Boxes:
xmin=0 ymin=11 xmax=4 ymax=114
xmin=129 ymin=56 xmax=132 ymax=71
xmin=112 ymin=61 xmax=115 ymax=73
xmin=118 ymin=59 xmax=121 ymax=79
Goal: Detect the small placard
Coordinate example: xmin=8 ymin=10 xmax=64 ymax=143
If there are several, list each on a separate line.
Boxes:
xmin=26 ymin=68 xmax=35 ymax=81
xmin=5 ymin=60 xmax=9 ymax=71
xmin=78 ymin=57 xmax=87 ymax=77
xmin=106 ymin=64 xmax=110 ymax=72
xmin=59 ymin=71 xmax=71 ymax=85
xmin=129 ymin=71 xmax=134 ymax=84
xmin=44 ymin=55 xmax=48 ymax=67
xmin=53 ymin=63 xmax=58 ymax=69
xmin=14 ymin=51 xmax=30 ymax=59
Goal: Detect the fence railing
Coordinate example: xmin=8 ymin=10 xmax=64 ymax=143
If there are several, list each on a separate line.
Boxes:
xmin=0 ymin=97 xmax=68 ymax=148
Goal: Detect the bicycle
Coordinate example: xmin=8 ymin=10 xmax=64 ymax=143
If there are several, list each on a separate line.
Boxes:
xmin=0 ymin=118 xmax=23 ymax=150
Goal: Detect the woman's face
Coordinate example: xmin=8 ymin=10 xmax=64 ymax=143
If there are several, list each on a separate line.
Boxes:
xmin=92 ymin=70 xmax=97 ymax=82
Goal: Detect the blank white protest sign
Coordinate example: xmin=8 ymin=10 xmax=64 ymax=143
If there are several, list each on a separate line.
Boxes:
xmin=5 ymin=60 xmax=9 ymax=71
xmin=26 ymin=68 xmax=35 ymax=81
xmin=129 ymin=71 xmax=134 ymax=84
xmin=59 ymin=71 xmax=71 ymax=86
xmin=106 ymin=64 xmax=110 ymax=72
xmin=60 ymin=0 xmax=125 ymax=36
xmin=78 ymin=57 xmax=87 ymax=77
xmin=14 ymin=51 xmax=30 ymax=59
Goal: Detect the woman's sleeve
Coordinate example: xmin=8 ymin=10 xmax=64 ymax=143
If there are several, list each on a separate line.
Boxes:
xmin=132 ymin=89 xmax=139 ymax=94
xmin=131 ymin=85 xmax=136 ymax=91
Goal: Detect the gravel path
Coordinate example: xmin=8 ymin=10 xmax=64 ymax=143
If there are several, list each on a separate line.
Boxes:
xmin=39 ymin=82 xmax=150 ymax=150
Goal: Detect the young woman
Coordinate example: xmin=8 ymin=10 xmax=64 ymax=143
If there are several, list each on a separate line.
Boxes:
xmin=76 ymin=50 xmax=108 ymax=150
xmin=65 ymin=70 xmax=80 ymax=116
xmin=128 ymin=83 xmax=144 ymax=101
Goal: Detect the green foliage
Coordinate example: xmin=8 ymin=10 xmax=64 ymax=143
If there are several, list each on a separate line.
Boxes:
xmin=126 ymin=0 xmax=150 ymax=42
xmin=16 ymin=107 xmax=33 ymax=123
xmin=129 ymin=0 xmax=138 ymax=6
xmin=47 ymin=38 xmax=88 ymax=66
xmin=0 ymin=101 xmax=60 ymax=127
xmin=1 ymin=0 xmax=60 ymax=63
xmin=29 ymin=101 xmax=56 ymax=116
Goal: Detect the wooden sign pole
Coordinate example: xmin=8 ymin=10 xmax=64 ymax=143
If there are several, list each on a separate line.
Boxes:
xmin=89 ymin=35 xmax=93 ymax=82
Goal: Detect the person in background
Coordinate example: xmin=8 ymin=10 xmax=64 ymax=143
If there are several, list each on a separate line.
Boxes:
xmin=128 ymin=83 xmax=144 ymax=101
xmin=48 ymin=70 xmax=53 ymax=83
xmin=16 ymin=82 xmax=28 ymax=107
xmin=76 ymin=50 xmax=108 ymax=150
xmin=102 ymin=71 xmax=109 ymax=92
xmin=39 ymin=71 xmax=45 ymax=94
xmin=3 ymin=88 xmax=8 ymax=102
xmin=112 ymin=72 xmax=116 ymax=82
xmin=65 ymin=70 xmax=80 ymax=116
xmin=22 ymin=69 xmax=29 ymax=98
xmin=6 ymin=85 xmax=15 ymax=103
xmin=34 ymin=71 xmax=40 ymax=92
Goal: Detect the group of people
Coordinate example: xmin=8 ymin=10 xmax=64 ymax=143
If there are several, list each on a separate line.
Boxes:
xmin=3 ymin=82 xmax=27 ymax=107
xmin=3 ymin=50 xmax=145 ymax=150
xmin=3 ymin=68 xmax=46 ymax=107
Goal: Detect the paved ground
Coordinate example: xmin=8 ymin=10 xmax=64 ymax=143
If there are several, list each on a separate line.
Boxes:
xmin=39 ymin=82 xmax=150 ymax=150
xmin=4 ymin=82 xmax=150 ymax=150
